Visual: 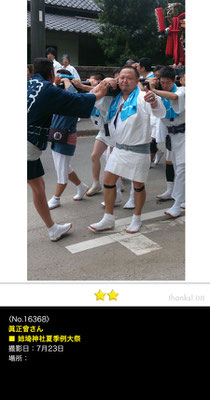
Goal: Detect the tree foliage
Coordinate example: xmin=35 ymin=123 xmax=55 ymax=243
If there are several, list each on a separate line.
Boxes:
xmin=95 ymin=0 xmax=185 ymax=66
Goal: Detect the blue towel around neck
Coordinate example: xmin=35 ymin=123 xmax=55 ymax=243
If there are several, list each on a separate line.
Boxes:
xmin=161 ymin=83 xmax=179 ymax=120
xmin=107 ymin=86 xmax=140 ymax=122
xmin=146 ymin=72 xmax=154 ymax=78
xmin=91 ymin=106 xmax=100 ymax=116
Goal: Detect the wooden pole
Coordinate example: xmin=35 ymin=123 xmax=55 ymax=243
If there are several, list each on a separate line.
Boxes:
xmin=30 ymin=0 xmax=46 ymax=63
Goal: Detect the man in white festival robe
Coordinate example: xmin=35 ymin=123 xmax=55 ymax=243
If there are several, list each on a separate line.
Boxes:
xmin=88 ymin=66 xmax=166 ymax=234
xmin=149 ymin=66 xmax=185 ymax=217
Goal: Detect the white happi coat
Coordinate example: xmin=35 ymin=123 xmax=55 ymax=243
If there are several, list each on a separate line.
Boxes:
xmin=65 ymin=64 xmax=81 ymax=81
xmin=90 ymin=106 xmax=115 ymax=147
xmin=53 ymin=59 xmax=62 ymax=75
xmin=95 ymin=88 xmax=166 ymax=182
xmin=150 ymin=114 xmax=167 ymax=143
xmin=161 ymin=86 xmax=185 ymax=165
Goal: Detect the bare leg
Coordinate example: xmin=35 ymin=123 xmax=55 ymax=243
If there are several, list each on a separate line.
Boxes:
xmin=88 ymin=171 xmax=118 ymax=232
xmin=54 ymin=183 xmax=67 ymax=197
xmin=28 ymin=177 xmax=54 ymax=228
xmin=53 ymin=171 xmax=81 ymax=198
xmin=91 ymin=139 xmax=107 ymax=182
xmin=52 ymin=171 xmax=87 ymax=203
xmin=68 ymin=171 xmax=81 ymax=186
xmin=68 ymin=170 xmax=89 ymax=200
xmin=86 ymin=140 xmax=108 ymax=196
xmin=133 ymin=181 xmax=146 ymax=216
xmin=103 ymin=171 xmax=119 ymax=215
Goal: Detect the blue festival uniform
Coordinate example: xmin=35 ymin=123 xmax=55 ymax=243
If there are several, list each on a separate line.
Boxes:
xmin=27 ymin=73 xmax=96 ymax=151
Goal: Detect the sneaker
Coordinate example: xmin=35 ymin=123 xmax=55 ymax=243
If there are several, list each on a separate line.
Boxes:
xmin=154 ymin=150 xmax=164 ymax=165
xmin=88 ymin=214 xmax=115 ymax=232
xmin=73 ymin=183 xmax=89 ymax=201
xmin=86 ymin=182 xmax=102 ymax=196
xmin=48 ymin=223 xmax=72 ymax=242
xmin=48 ymin=196 xmax=61 ymax=210
xmin=180 ymin=203 xmax=185 ymax=209
xmin=126 ymin=214 xmax=142 ymax=234
xmin=123 ymin=198 xmax=135 ymax=209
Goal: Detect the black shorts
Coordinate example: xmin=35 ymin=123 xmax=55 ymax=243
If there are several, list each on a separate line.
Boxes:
xmin=27 ymin=159 xmax=45 ymax=180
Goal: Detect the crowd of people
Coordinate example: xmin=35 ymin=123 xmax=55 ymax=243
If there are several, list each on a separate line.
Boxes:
xmin=27 ymin=49 xmax=185 ymax=242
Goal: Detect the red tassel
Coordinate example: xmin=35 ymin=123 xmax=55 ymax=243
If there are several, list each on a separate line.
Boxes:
xmin=155 ymin=8 xmax=165 ymax=32
xmin=165 ymin=15 xmax=185 ymax=65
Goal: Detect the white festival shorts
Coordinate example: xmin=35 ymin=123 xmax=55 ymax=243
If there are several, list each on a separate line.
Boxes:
xmin=52 ymin=151 xmax=73 ymax=184
xmin=104 ymin=147 xmax=150 ymax=183
xmin=170 ymin=132 xmax=185 ymax=165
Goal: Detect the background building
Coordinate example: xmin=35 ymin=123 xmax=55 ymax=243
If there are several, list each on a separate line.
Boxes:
xmin=27 ymin=0 xmax=106 ymax=66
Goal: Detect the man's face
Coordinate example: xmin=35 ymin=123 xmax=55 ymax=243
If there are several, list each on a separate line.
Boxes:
xmin=118 ymin=68 xmax=139 ymax=94
xmin=138 ymin=64 xmax=145 ymax=75
xmin=159 ymin=77 xmax=174 ymax=91
xmin=88 ymin=76 xmax=99 ymax=86
xmin=154 ymin=70 xmax=161 ymax=88
xmin=47 ymin=53 xmax=54 ymax=61
xmin=62 ymin=57 xmax=69 ymax=67
xmin=180 ymin=74 xmax=185 ymax=86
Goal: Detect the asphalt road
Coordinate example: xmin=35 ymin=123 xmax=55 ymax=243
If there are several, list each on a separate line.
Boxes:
xmin=27 ymin=121 xmax=185 ymax=281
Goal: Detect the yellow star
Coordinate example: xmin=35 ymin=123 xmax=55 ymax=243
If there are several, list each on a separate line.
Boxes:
xmin=95 ymin=289 xmax=106 ymax=301
xmin=107 ymin=289 xmax=119 ymax=301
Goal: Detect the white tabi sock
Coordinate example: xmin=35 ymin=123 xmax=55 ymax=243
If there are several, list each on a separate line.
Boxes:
xmin=164 ymin=202 xmax=181 ymax=218
xmin=73 ymin=182 xmax=88 ymax=200
xmin=126 ymin=214 xmax=142 ymax=233
xmin=88 ymin=213 xmax=115 ymax=232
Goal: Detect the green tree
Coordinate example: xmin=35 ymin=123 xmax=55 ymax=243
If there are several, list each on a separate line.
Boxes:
xmin=95 ymin=0 xmax=185 ymax=66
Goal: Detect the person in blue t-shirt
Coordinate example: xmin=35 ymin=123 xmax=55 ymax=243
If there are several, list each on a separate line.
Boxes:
xmin=47 ymin=69 xmax=89 ymax=210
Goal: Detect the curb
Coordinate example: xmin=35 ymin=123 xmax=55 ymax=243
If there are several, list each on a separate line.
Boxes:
xmin=77 ymin=129 xmax=98 ymax=137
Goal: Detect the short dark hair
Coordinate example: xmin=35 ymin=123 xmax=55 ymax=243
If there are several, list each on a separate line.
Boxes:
xmin=139 ymin=57 xmax=152 ymax=71
xmin=113 ymin=67 xmax=121 ymax=77
xmin=61 ymin=54 xmax=70 ymax=62
xmin=33 ymin=58 xmax=54 ymax=80
xmin=159 ymin=66 xmax=176 ymax=81
xmin=120 ymin=65 xmax=139 ymax=79
xmin=90 ymin=73 xmax=105 ymax=81
xmin=153 ymin=65 xmax=164 ymax=73
xmin=57 ymin=69 xmax=72 ymax=76
xmin=46 ymin=47 xmax=57 ymax=58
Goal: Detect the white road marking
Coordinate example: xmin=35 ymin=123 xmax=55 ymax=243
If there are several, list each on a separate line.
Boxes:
xmin=65 ymin=236 xmax=114 ymax=254
xmin=117 ymin=234 xmax=162 ymax=256
xmin=65 ymin=208 xmax=173 ymax=256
